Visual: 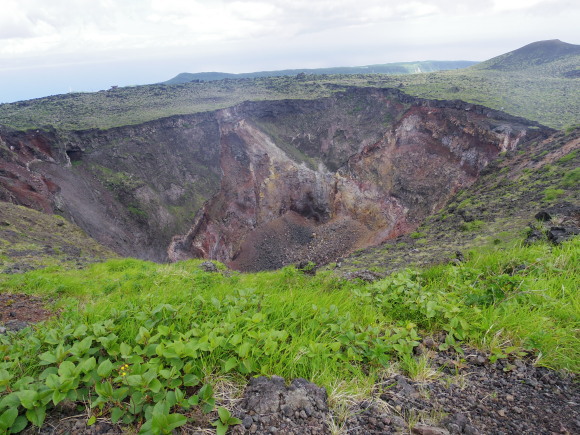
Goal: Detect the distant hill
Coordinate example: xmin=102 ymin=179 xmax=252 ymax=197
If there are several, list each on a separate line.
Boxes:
xmin=473 ymin=39 xmax=580 ymax=73
xmin=163 ymin=61 xmax=477 ymax=84
xmin=398 ymin=39 xmax=580 ymax=128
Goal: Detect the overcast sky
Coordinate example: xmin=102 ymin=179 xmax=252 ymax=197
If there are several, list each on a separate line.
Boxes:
xmin=1 ymin=0 xmax=579 ymax=103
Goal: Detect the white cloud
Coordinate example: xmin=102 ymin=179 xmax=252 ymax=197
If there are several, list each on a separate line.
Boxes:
xmin=0 ymin=0 xmax=579 ymax=102
xmin=492 ymin=0 xmax=547 ymax=12
xmin=2 ymin=0 xmax=578 ymax=58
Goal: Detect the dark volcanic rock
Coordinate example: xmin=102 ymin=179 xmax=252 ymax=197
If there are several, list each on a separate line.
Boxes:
xmin=295 ymin=260 xmax=317 ymax=275
xmin=21 ymin=411 xmax=124 ymax=435
xmin=232 ymin=376 xmax=330 ymax=435
xmin=199 ymin=261 xmax=219 ymax=272
xmin=343 ymin=269 xmax=383 ymax=282
xmin=377 ymin=347 xmax=579 ymax=435
xmin=525 ymin=205 xmax=580 ymax=246
xmin=412 ymin=425 xmax=450 ymax=435
xmin=3 ymin=320 xmax=30 ymax=332
xmin=545 ymin=202 xmax=580 ymax=226
xmin=524 ymin=227 xmax=545 ymax=245
xmin=547 ymin=226 xmax=580 ymax=244
xmin=228 ymin=348 xmax=579 ymax=435
xmin=534 ymin=210 xmax=552 ymax=221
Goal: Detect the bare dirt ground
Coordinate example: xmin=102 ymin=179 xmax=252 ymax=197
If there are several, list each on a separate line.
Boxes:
xmin=0 ymin=293 xmax=54 ymax=332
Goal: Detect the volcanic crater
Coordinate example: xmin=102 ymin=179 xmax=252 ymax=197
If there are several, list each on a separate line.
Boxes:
xmin=0 ymin=88 xmax=552 ymax=271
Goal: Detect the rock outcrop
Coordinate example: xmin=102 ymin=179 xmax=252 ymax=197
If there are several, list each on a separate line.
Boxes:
xmin=0 ymin=88 xmax=551 ymax=269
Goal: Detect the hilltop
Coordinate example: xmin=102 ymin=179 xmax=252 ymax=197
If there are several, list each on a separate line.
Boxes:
xmin=398 ymin=39 xmax=580 ymax=129
xmin=474 ymin=39 xmax=580 ymax=72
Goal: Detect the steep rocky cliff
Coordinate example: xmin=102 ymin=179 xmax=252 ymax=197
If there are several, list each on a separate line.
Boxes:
xmin=1 ymin=116 xmax=222 ymax=260
xmin=0 ymin=88 xmax=551 ymax=269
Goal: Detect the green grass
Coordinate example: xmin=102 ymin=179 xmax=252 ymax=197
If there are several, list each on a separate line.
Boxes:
xmin=460 ymin=220 xmax=485 ymax=232
xmin=562 ymin=168 xmax=580 ymax=187
xmin=0 ymin=203 xmax=115 ymax=272
xmin=558 ymin=149 xmax=577 ymax=163
xmin=542 ymin=188 xmax=565 ymax=201
xmin=0 ymin=237 xmax=578 ymax=432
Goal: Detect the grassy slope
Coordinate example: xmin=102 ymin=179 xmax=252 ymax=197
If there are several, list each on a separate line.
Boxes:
xmin=400 ymin=40 xmax=580 ymax=129
xmin=0 ymin=203 xmax=116 ymax=272
xmin=0 ymin=238 xmax=577 ymax=430
xmin=399 ymin=59 xmax=580 ymax=130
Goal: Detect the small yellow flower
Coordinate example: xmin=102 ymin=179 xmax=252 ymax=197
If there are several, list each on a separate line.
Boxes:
xmin=118 ymin=364 xmax=130 ymax=377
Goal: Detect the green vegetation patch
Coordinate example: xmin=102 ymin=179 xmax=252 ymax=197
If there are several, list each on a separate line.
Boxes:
xmin=0 ymin=237 xmax=578 ymax=432
xmin=0 ymin=203 xmax=115 ymax=272
xmin=542 ymin=188 xmax=565 ymax=201
xmin=460 ymin=220 xmax=485 ymax=232
xmin=91 ymin=165 xmax=144 ymax=196
xmin=561 ymin=167 xmax=580 ymax=188
xmin=558 ymin=149 xmax=577 ymax=163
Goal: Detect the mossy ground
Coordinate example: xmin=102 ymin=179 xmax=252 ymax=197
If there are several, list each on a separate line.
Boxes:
xmin=0 ymin=203 xmax=116 ymax=273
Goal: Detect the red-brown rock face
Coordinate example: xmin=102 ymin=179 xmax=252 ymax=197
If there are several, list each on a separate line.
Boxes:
xmin=0 ymin=129 xmax=58 ymax=213
xmin=168 ymin=88 xmax=546 ymax=270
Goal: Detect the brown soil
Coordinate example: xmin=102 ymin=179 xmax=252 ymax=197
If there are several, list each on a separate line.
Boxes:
xmin=0 ymin=293 xmax=54 ymax=331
